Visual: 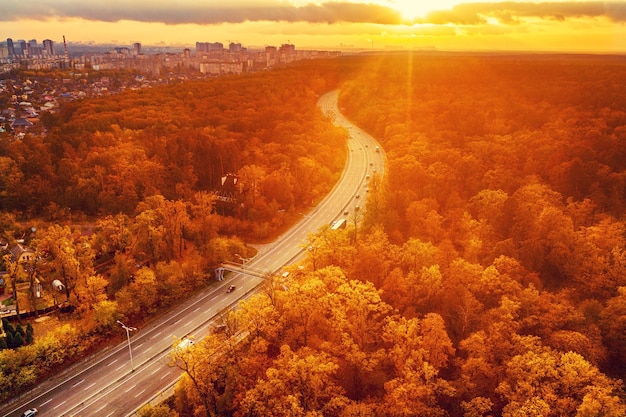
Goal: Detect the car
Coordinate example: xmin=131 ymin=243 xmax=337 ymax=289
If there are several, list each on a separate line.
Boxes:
xmin=355 ymin=194 xmax=360 ymax=198
xmin=21 ymin=409 xmax=38 ymax=417
xmin=355 ymin=205 xmax=360 ymax=211
xmin=176 ymin=337 xmax=195 ymax=351
xmin=343 ymin=210 xmax=349 ymax=215
xmin=227 ymin=285 xmax=236 ymax=293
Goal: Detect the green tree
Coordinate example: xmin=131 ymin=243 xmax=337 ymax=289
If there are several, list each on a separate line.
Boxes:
xmin=12 ymin=332 xmax=24 ymax=348
xmin=25 ymin=323 xmax=35 ymax=345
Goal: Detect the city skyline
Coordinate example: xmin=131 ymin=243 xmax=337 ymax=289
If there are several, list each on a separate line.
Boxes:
xmin=1 ymin=0 xmax=626 ymax=52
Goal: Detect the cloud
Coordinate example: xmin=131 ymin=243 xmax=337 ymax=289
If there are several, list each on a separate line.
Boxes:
xmin=2 ymin=1 xmax=625 ymax=27
xmin=419 ymin=1 xmax=626 ymax=26
xmin=0 ymin=0 xmax=403 ymax=25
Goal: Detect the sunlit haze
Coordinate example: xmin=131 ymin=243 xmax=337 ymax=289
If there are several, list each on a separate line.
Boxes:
xmin=1 ymin=0 xmax=625 ymax=51
xmin=388 ymin=0 xmax=463 ymax=20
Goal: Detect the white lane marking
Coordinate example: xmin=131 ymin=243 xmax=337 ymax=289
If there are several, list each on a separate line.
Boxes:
xmin=124 ymin=383 xmax=137 ymax=393
xmin=115 ymin=363 xmax=126 ymax=371
xmin=108 ymin=358 xmax=119 ymax=366
xmin=84 ymin=382 xmax=97 ymax=391
xmin=53 ymin=400 xmax=67 ymax=409
xmin=134 ymin=389 xmax=146 ymax=398
xmin=40 ymin=398 xmax=53 ymax=406
xmin=72 ymin=379 xmax=84 ymax=387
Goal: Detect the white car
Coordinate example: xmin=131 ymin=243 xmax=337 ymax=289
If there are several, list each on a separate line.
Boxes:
xmin=177 ymin=337 xmax=194 ymax=351
xmin=21 ymin=409 xmax=38 ymax=417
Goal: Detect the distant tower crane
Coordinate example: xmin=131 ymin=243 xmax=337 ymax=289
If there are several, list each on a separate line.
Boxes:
xmin=63 ymin=35 xmax=70 ymax=67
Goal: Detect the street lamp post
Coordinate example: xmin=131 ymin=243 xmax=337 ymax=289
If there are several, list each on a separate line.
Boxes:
xmin=117 ymin=320 xmax=137 ymax=371
xmin=307 ymin=245 xmax=318 ymax=271
xmin=235 ymin=254 xmax=250 ymax=276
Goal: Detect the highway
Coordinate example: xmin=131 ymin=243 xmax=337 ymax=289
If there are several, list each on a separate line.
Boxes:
xmin=1 ymin=90 xmax=385 ymax=417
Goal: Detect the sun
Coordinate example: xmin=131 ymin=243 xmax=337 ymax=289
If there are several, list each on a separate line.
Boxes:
xmin=392 ymin=0 xmax=430 ymax=20
xmin=391 ymin=0 xmax=461 ymax=22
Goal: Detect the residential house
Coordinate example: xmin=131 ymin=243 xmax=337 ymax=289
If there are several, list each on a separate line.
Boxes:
xmin=215 ymin=173 xmax=241 ymax=215
xmin=11 ymin=117 xmax=33 ymax=132
xmin=9 ymin=243 xmax=35 ymax=264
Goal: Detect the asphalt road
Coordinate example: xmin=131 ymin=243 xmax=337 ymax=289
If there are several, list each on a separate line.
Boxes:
xmin=1 ymin=89 xmax=385 ymax=417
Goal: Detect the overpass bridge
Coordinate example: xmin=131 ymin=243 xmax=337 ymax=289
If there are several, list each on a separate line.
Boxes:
xmin=215 ymin=261 xmax=272 ymax=281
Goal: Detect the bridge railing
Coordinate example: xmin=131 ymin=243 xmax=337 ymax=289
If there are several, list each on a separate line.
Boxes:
xmin=216 ymin=262 xmax=271 ymax=280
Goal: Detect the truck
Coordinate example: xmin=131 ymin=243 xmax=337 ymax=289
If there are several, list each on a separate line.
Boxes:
xmin=331 ymin=218 xmax=347 ymax=230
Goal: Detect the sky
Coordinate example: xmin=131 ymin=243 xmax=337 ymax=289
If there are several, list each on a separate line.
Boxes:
xmin=2 ymin=0 xmax=625 ymax=52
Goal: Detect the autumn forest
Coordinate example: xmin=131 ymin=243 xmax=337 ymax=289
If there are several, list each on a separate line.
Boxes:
xmin=1 ymin=54 xmax=626 ymax=416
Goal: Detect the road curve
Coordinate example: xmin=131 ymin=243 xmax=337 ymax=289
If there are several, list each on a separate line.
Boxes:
xmin=1 ymin=90 xmax=385 ymax=417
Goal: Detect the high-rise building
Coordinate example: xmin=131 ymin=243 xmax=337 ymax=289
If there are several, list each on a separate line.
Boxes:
xmin=133 ymin=42 xmax=141 ymax=55
xmin=196 ymin=41 xmax=223 ymax=54
xmin=27 ymin=39 xmax=42 ymax=56
xmin=18 ymin=40 xmax=27 ymax=55
xmin=43 ymin=39 xmax=54 ymax=56
xmin=279 ymin=43 xmax=295 ymax=54
xmin=6 ymin=38 xmax=15 ymax=56
xmin=229 ymin=42 xmax=244 ymax=53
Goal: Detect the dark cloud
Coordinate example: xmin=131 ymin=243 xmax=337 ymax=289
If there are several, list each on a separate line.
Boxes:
xmin=419 ymin=1 xmax=626 ymax=25
xmin=0 ymin=1 xmax=403 ymax=25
